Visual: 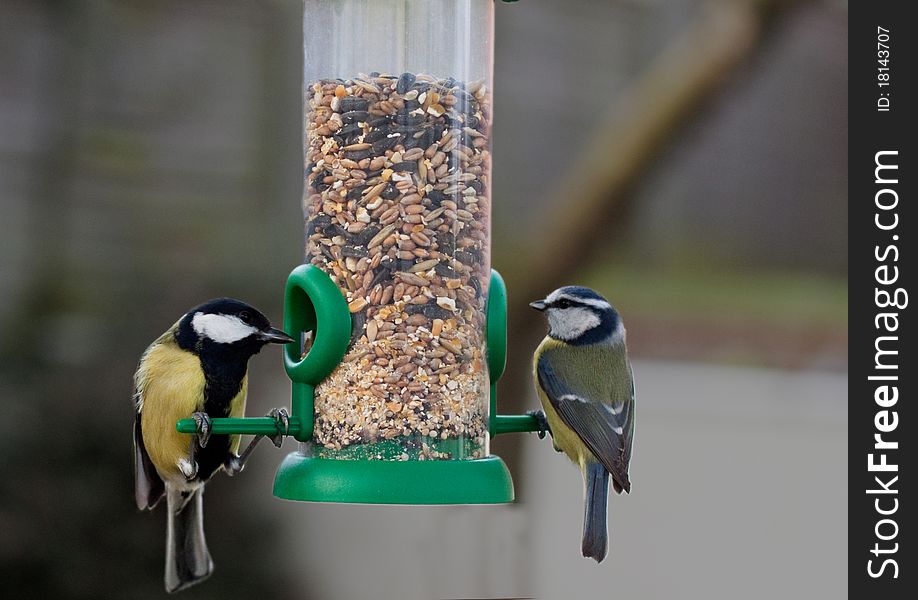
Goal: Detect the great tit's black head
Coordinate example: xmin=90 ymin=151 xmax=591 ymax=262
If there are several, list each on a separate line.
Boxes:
xmin=530 ymin=286 xmax=622 ymax=346
xmin=175 ymin=298 xmax=294 ymax=356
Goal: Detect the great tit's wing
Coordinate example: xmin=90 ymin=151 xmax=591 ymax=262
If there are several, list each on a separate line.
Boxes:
xmin=537 ymin=353 xmax=632 ymax=493
xmin=134 ymin=412 xmax=166 ymax=510
xmin=133 ymin=359 xmax=166 ymax=510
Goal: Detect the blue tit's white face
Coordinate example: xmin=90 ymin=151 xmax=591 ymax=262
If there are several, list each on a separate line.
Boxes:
xmin=535 ymin=287 xmax=623 ymax=346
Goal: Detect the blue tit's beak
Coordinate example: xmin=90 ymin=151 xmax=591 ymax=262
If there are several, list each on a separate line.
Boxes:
xmin=258 ymin=327 xmax=296 ymax=344
xmin=529 ymin=299 xmax=548 ymax=312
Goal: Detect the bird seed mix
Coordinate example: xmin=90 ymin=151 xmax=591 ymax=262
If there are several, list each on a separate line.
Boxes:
xmin=304 ymin=72 xmax=491 ymax=461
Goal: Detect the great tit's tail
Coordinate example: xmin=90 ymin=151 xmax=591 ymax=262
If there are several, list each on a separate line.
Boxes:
xmin=165 ymin=485 xmax=213 ymax=593
xmin=582 ymin=462 xmax=610 ymax=563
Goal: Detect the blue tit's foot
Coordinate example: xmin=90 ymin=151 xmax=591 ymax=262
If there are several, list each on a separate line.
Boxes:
xmin=267 ymin=407 xmax=290 ymax=448
xmin=526 ymin=410 xmax=552 ymax=440
xmin=192 ymin=412 xmax=212 ymax=448
xmin=178 ymin=458 xmax=199 ymax=480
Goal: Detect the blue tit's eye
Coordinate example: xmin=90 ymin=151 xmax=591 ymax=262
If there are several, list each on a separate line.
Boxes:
xmin=555 ymin=299 xmax=572 ymax=309
xmin=239 ymin=311 xmax=253 ymax=325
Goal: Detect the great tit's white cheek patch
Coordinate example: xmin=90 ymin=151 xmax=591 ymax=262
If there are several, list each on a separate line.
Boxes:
xmin=191 ymin=313 xmax=258 ymax=344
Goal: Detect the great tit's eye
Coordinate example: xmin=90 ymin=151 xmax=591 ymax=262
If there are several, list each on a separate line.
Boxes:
xmin=555 ymin=299 xmax=572 ymax=309
xmin=239 ymin=311 xmax=252 ymax=325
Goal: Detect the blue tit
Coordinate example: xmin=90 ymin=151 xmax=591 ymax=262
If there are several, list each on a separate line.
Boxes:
xmin=529 ymin=286 xmax=635 ymax=563
xmin=133 ymin=298 xmax=294 ymax=593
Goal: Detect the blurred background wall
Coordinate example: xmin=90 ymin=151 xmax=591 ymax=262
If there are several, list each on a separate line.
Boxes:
xmin=1 ymin=0 xmax=846 ymax=598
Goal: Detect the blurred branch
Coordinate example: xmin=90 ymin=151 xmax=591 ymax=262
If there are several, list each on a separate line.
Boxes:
xmin=504 ymin=1 xmax=762 ymax=308
xmin=494 ymin=0 xmax=780 ymax=465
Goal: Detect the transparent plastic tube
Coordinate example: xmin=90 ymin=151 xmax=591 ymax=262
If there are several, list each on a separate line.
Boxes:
xmin=302 ymin=0 xmax=494 ymax=461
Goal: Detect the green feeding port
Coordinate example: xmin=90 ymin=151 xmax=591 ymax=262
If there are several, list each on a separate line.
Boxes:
xmin=177 ymin=267 xmax=541 ymax=505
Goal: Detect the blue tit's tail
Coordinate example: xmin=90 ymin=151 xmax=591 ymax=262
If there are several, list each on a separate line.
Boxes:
xmin=165 ymin=485 xmax=213 ymax=593
xmin=582 ymin=462 xmax=610 ymax=563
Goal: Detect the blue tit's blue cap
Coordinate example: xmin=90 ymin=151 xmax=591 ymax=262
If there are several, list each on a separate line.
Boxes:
xmin=555 ymin=286 xmax=610 ymax=303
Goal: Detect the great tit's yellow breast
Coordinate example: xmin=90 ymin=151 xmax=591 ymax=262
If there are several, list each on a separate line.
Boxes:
xmin=138 ymin=340 xmax=207 ymax=479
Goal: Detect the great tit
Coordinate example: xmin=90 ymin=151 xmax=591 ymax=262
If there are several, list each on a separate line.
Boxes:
xmin=133 ymin=298 xmax=294 ymax=593
xmin=529 ymin=286 xmax=635 ymax=563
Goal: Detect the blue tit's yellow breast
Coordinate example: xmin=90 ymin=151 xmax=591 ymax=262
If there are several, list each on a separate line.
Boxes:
xmin=533 ymin=337 xmax=590 ymax=467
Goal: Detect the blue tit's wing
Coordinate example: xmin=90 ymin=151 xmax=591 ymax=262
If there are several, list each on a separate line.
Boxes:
xmin=537 ymin=352 xmax=633 ymax=493
xmin=613 ymin=370 xmax=636 ymax=494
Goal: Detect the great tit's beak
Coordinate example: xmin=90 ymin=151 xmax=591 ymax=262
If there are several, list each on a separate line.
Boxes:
xmin=259 ymin=327 xmax=296 ymax=344
xmin=529 ymin=299 xmax=548 ymax=311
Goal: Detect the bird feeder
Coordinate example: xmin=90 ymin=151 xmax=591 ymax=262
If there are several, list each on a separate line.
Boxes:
xmin=178 ymin=0 xmax=539 ymax=504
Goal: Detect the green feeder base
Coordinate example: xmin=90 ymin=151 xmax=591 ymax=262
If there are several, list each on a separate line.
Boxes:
xmin=273 ymin=451 xmax=515 ymax=505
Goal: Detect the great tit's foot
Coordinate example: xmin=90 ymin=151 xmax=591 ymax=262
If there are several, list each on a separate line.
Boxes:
xmin=225 ymin=455 xmax=244 ymax=476
xmin=227 ymin=409 xmax=288 ymax=473
xmin=220 ymin=408 xmax=289 ymax=476
xmin=184 ymin=420 xmax=201 ymax=477
xmin=178 ymin=458 xmax=199 ymax=480
xmin=191 ymin=412 xmax=212 ymax=448
xmin=526 ymin=410 xmax=552 ymax=440
xmin=267 ymin=407 xmax=290 ymax=448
